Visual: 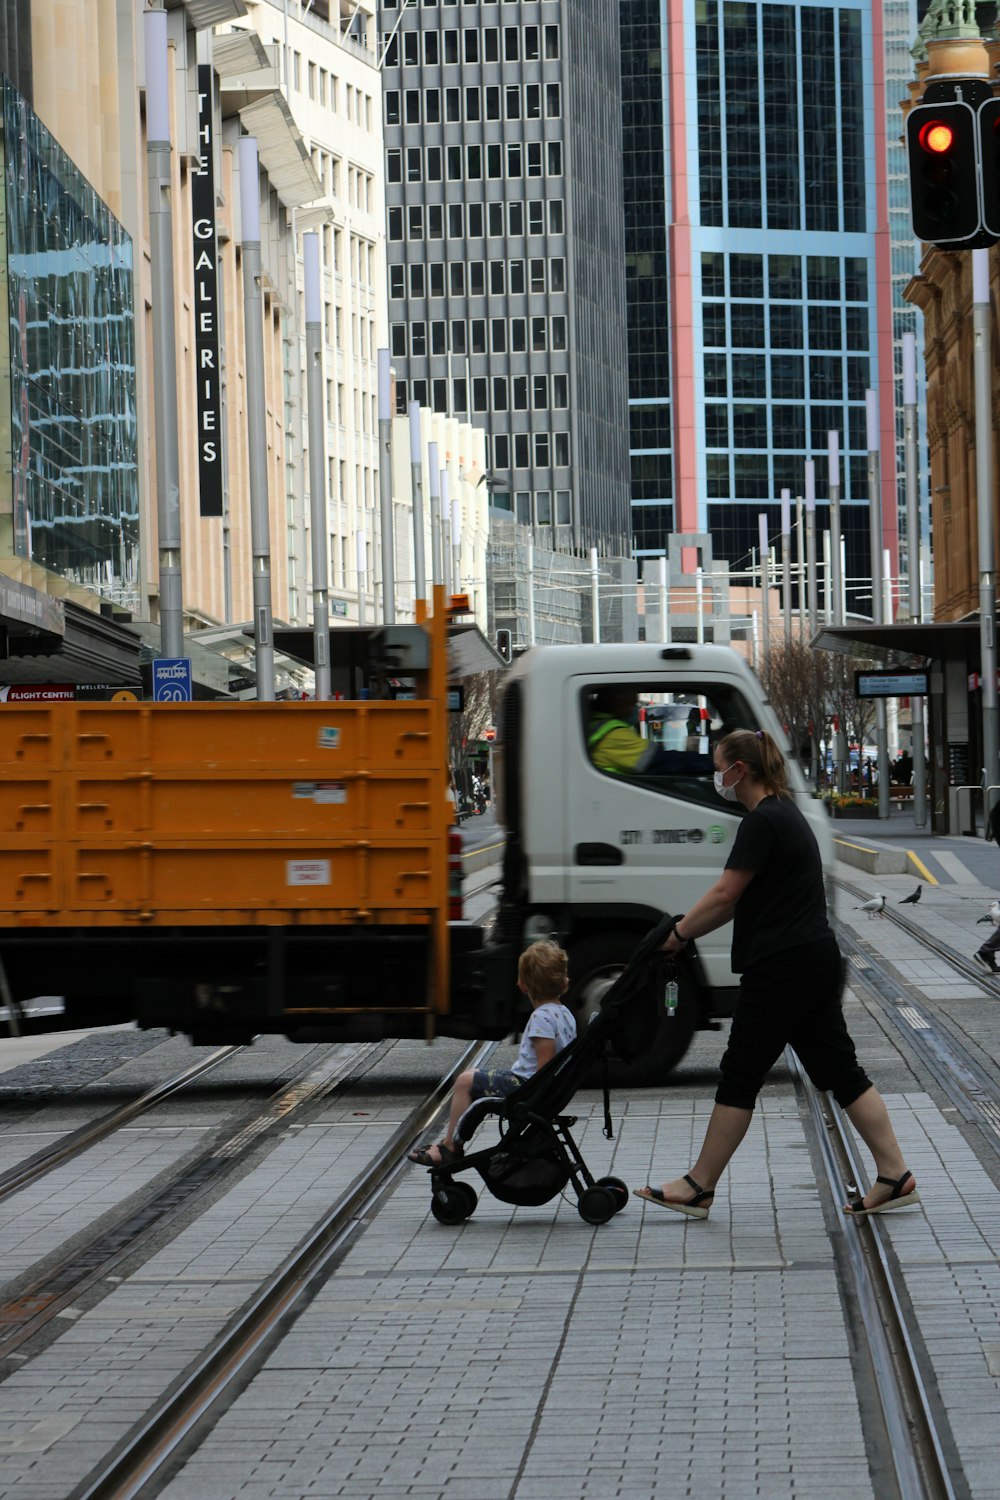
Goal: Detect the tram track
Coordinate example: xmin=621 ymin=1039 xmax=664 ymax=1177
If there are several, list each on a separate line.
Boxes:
xmin=0 ymin=1039 xmax=390 ymax=1362
xmin=792 ymin=1054 xmax=959 ymax=1500
xmin=68 ymin=1039 xmax=494 ymax=1500
xmin=0 ymin=1044 xmax=243 ymax=1206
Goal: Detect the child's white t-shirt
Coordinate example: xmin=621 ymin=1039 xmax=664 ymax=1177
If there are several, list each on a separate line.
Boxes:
xmin=511 ymin=1002 xmax=577 ymax=1079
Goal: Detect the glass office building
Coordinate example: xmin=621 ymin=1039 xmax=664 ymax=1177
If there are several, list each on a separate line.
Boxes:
xmin=621 ymin=0 xmax=899 ymax=616
xmin=380 ymin=0 xmax=632 ymax=558
xmin=0 ymin=79 xmax=139 ymax=605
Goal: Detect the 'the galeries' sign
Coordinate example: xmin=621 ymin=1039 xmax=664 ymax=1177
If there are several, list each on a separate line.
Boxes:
xmin=192 ymin=65 xmax=223 ymax=517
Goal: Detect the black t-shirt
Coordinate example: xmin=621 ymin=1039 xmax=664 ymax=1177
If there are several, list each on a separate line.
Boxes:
xmin=724 ymin=795 xmax=831 ymax=972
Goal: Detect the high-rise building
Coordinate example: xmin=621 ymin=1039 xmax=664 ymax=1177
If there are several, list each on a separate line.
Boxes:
xmin=621 ymin=0 xmax=900 ymax=619
xmin=380 ymin=0 xmax=631 ymax=558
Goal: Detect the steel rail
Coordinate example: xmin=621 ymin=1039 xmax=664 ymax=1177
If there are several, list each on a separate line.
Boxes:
xmin=0 ymin=1045 xmax=242 ymax=1205
xmin=70 ymin=1039 xmax=494 ymax=1500
xmin=789 ymin=1050 xmax=958 ymax=1500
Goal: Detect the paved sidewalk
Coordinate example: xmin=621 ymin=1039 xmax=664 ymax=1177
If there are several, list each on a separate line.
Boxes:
xmin=2 ymin=842 xmax=1000 ymax=1498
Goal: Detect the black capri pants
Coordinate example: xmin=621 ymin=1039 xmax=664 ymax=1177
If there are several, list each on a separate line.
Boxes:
xmin=715 ymin=934 xmax=872 ymax=1111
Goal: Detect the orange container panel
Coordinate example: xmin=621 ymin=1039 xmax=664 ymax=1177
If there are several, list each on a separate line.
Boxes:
xmin=63 ymin=840 xmax=439 ymax=912
xmin=0 ymin=847 xmax=60 ymax=910
xmin=66 ymin=773 xmax=434 ymax=838
xmin=0 ymin=782 xmax=56 ymax=835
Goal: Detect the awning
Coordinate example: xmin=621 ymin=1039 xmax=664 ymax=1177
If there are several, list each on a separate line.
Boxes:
xmin=0 ymin=602 xmax=141 ymax=686
xmin=811 ymin=621 xmax=979 ymax=663
xmin=166 ymin=0 xmax=248 ymax=30
xmin=271 ymin=624 xmax=508 ymax=679
xmin=215 ymin=33 xmax=281 ymax=109
xmin=238 ymin=94 xmax=323 ymax=210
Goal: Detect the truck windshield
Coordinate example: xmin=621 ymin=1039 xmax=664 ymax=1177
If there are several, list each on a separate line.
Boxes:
xmin=582 ymin=681 xmax=762 ymax=810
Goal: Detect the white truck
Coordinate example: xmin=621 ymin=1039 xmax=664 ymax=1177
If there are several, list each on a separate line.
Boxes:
xmin=493 ymin=642 xmax=834 ymax=1083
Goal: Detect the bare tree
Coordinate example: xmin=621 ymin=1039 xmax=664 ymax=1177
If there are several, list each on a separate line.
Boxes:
xmin=758 ymin=641 xmax=828 ymax=764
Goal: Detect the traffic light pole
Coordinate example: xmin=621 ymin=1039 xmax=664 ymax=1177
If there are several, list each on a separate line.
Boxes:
xmin=781 ymin=489 xmax=792 ymax=645
xmin=974 ymin=250 xmax=1000 ymax=831
xmin=866 ymin=390 xmax=890 ymax=820
xmin=902 ymin=332 xmax=927 ymax=827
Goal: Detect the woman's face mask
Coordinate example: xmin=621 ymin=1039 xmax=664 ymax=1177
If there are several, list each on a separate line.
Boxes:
xmin=714 ymin=764 xmax=743 ymax=802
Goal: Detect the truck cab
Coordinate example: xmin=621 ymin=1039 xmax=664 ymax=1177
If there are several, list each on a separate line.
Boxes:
xmin=495 ymin=643 xmax=834 ymax=1083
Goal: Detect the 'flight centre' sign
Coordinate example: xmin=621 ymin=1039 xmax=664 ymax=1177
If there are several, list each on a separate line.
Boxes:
xmin=193 ymin=65 xmax=223 ymax=517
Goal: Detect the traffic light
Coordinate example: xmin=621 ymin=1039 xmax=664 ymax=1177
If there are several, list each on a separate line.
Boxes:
xmin=495 ymin=628 xmax=512 ymax=663
xmin=906 ymin=98 xmax=982 ymax=247
xmin=979 ymin=97 xmax=1000 ymax=238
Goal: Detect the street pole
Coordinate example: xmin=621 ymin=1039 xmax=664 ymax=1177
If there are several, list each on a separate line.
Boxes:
xmin=866 ymin=388 xmax=889 ymax=818
xmin=376 ymin=349 xmax=395 ymax=624
xmin=805 ymin=459 xmax=818 ymax=635
xmin=902 ymin=330 xmax=927 ymax=827
xmin=408 ymin=402 xmax=426 ymax=605
xmin=781 ymin=488 xmax=792 ymax=645
xmin=527 ymin=538 xmax=536 ymax=645
xmin=758 ymin=513 xmax=770 ymax=667
xmin=144 ymin=9 xmax=184 ymax=659
xmin=590 ymin=547 xmax=600 ymax=643
xmin=356 ymin=528 xmax=367 ymax=626
xmin=451 ymin=499 xmax=462 ymax=593
xmin=658 ymin=554 xmax=669 ymax=645
xmin=440 ymin=467 xmax=452 ymax=595
xmin=974 ymin=249 xmax=1000 ymax=832
xmin=828 ymin=431 xmax=842 ymax=626
xmin=303 ymin=233 xmax=329 ymax=699
xmin=795 ymin=493 xmax=805 ymax=635
xmin=239 ymin=137 xmax=275 ymax=701
xmin=427 ymin=441 xmax=443 ymax=588
xmin=695 ymin=565 xmax=705 ymax=644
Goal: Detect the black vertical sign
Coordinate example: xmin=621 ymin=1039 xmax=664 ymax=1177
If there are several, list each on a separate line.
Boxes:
xmin=192 ymin=64 xmax=223 ymax=517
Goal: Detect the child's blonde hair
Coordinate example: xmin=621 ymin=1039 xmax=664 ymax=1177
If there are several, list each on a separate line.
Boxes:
xmin=518 ymin=940 xmax=570 ymax=1001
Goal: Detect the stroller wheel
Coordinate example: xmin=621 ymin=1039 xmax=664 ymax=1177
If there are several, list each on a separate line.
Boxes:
xmin=596 ymin=1176 xmax=629 ymax=1212
xmin=430 ymin=1181 xmax=478 ymax=1225
xmin=578 ymin=1185 xmax=618 ymax=1226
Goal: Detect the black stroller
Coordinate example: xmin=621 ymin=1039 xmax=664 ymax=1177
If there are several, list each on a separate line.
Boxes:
xmin=419 ymin=916 xmax=703 ymax=1226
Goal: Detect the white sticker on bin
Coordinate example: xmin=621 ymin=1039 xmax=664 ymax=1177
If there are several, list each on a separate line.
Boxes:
xmin=287 ymin=860 xmax=331 ymax=886
xmin=318 ymin=727 xmax=341 ymax=749
xmin=292 ymin=781 xmax=347 ymax=803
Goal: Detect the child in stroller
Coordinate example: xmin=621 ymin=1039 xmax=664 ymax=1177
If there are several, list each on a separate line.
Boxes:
xmin=408 ymin=940 xmax=577 ymax=1169
xmin=409 ymin=916 xmax=687 ymax=1226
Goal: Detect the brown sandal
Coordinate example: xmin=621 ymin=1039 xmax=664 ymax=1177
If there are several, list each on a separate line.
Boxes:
xmin=407 ymin=1141 xmax=464 ymax=1168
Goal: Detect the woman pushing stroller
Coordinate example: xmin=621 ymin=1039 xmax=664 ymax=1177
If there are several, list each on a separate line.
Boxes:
xmin=636 ymin=727 xmax=919 ymax=1221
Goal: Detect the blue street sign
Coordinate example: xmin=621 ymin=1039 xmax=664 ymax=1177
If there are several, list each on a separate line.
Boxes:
xmin=152 ymin=658 xmax=193 ymax=702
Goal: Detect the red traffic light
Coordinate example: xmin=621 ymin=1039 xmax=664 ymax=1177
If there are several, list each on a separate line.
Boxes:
xmin=919 ymin=120 xmax=955 ymax=154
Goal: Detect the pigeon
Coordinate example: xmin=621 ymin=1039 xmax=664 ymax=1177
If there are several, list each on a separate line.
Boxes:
xmin=976 ymin=899 xmax=1000 ymax=926
xmin=899 ymin=884 xmax=922 ymax=905
xmin=855 ymin=894 xmax=886 ymax=919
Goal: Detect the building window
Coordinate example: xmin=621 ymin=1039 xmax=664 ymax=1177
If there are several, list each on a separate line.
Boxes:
xmin=547 ymin=142 xmax=562 ymax=177
xmin=554 ymin=433 xmax=570 ymax=467
xmin=508 ymin=201 xmax=524 ymax=236
xmin=488 ymin=202 xmax=504 ymax=236
xmin=429 ymin=262 xmax=445 ymax=296
xmin=507 ymin=143 xmax=522 ymax=177
xmin=485 ymin=86 xmax=501 ymax=120
xmin=428 ymin=205 xmax=444 ymax=239
xmin=449 ymin=262 xmax=466 ymax=296
xmin=468 ymin=203 xmax=484 ymax=237
xmin=433 ymin=378 xmax=448 ymax=412
xmin=511 ymin=318 xmax=527 ymax=352
xmin=548 ymin=200 xmax=564 ymax=234
xmin=491 ymin=318 xmax=506 ymax=353
xmin=388 ymin=206 xmax=403 ymax=240
xmin=407 ymin=206 xmax=424 ymax=240
xmin=556 ymin=489 xmax=572 ymax=525
xmin=448 ymin=204 xmax=464 ymax=237
xmin=534 ymin=433 xmax=550 ymax=467
xmin=391 ymin=323 xmax=407 ymax=357
xmin=426 ymin=89 xmax=441 ymax=122
xmin=431 ymin=320 xmax=447 ymax=355
xmin=505 ymin=85 xmax=520 ymax=119
xmin=410 ymin=263 xmax=426 ymax=297
xmin=389 ymin=265 xmax=405 ymax=298
xmin=451 ymin=321 xmax=467 ymax=353
xmin=533 ymin=374 xmax=548 ymax=409
xmin=411 ymin=322 xmax=427 ymax=356
xmin=529 ymin=258 xmax=545 ymax=294
xmin=526 ymin=83 xmax=541 ymax=118
xmin=494 ymin=433 xmax=511 ymax=469
xmin=510 ymin=260 xmax=525 ymax=294
xmin=473 ymin=377 xmax=489 ymax=412
xmin=405 ymin=90 xmax=420 ymax=123
xmin=385 ymin=91 xmax=400 ymax=125
xmin=513 ymin=375 xmax=528 ymax=410
xmin=504 ymin=26 xmax=519 ymax=59
xmin=489 ymin=261 xmax=505 ymax=295
xmin=471 ymin=319 xmax=487 ymax=353
xmin=470 ymin=260 xmax=485 ymax=296
xmin=387 ymin=149 xmax=402 ymax=184
xmin=446 ymin=88 xmax=461 ymax=121
xmin=545 ymin=83 xmax=561 ymax=118
xmin=406 ymin=147 xmax=422 ymax=183
xmin=536 ymin=489 xmax=551 ymax=524
xmin=465 ymin=85 xmax=481 ymax=122
xmin=514 ymin=434 xmax=530 ymax=468
xmin=493 ymin=376 xmax=509 ymax=410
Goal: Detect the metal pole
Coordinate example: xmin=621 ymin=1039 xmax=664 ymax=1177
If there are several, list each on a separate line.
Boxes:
xmin=781 ymin=488 xmax=792 ymax=645
xmin=805 ymin=460 xmax=818 ymax=635
xmin=590 ymin=547 xmax=600 ymax=643
xmin=356 ymin=528 xmax=367 ymax=626
xmin=144 ymin=10 xmax=184 ymax=659
xmin=658 ymin=555 xmax=669 ymax=645
xmin=440 ymin=468 xmax=452 ymax=595
xmin=376 ymin=349 xmax=395 ymax=624
xmin=408 ymin=401 xmax=426 ymax=603
xmin=695 ymin=566 xmax=705 ymax=644
xmin=828 ymin=431 xmax=842 ymax=626
xmin=974 ymin=250 xmax=1000 ymax=832
xmin=427 ymin=441 xmax=443 ymax=587
xmin=751 ymin=609 xmax=760 ymax=671
xmin=822 ymin=528 xmax=832 ymax=624
xmin=303 ymin=233 xmax=329 ymax=700
xmin=758 ymin=514 xmax=770 ymax=665
xmin=239 ymin=137 xmax=275 ymax=701
xmin=902 ymin=332 xmax=927 ymax=827
xmin=795 ymin=493 xmax=805 ymax=634
xmin=527 ymin=539 xmax=536 ymax=646
xmin=866 ymin=388 xmax=889 ymax=818
xmin=451 ymin=498 xmax=462 ymax=593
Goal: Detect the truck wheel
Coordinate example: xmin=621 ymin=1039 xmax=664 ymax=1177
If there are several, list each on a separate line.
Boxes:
xmin=567 ymin=932 xmax=699 ymax=1087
